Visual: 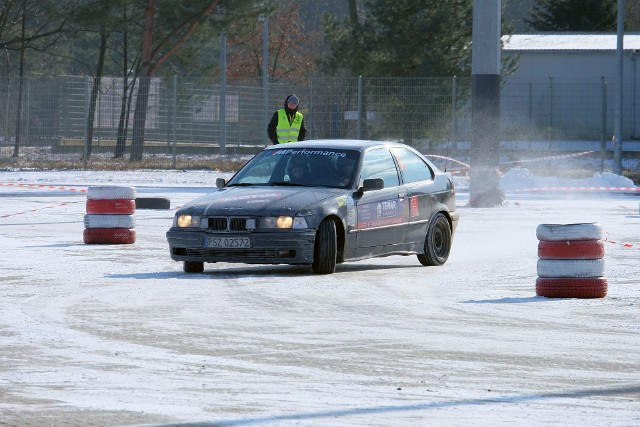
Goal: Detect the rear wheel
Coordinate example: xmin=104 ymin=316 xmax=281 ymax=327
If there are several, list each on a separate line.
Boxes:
xmin=417 ymin=212 xmax=451 ymax=266
xmin=312 ymin=219 xmax=337 ymax=274
xmin=183 ymin=261 xmax=204 ymax=273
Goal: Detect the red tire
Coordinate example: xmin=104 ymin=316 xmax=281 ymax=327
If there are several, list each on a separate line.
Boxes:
xmin=86 ymin=198 xmax=136 ymax=215
xmin=537 ymin=239 xmax=604 ymax=260
xmin=535 ymin=277 xmax=607 ymax=299
xmin=83 ymin=228 xmax=136 ymax=244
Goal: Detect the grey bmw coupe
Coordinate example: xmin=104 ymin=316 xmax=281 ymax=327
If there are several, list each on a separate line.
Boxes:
xmin=166 ymin=139 xmax=459 ymax=274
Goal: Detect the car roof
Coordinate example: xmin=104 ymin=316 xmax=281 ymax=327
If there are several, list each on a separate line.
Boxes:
xmin=263 ymin=139 xmax=408 ymax=153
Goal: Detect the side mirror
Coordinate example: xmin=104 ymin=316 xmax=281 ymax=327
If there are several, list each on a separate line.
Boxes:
xmin=360 ymin=178 xmax=384 ymax=192
xmin=216 ymin=178 xmax=226 ymax=189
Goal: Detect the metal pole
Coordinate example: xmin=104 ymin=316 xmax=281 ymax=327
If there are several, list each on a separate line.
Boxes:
xmin=83 ymin=76 xmax=89 ymax=169
xmin=469 ymin=0 xmax=501 ymax=206
xmin=633 ymin=53 xmax=637 ymax=139
xmin=357 ymin=76 xmax=362 ymax=139
xmin=263 ymin=13 xmax=269 ymax=146
xmin=548 ymin=76 xmax=553 ymax=146
xmin=614 ymin=0 xmax=624 ymax=174
xmin=601 ymin=76 xmax=607 ymax=172
xmin=172 ymin=75 xmax=177 ymax=169
xmin=451 ymin=75 xmax=457 ymax=141
xmin=220 ymin=30 xmax=227 ymax=154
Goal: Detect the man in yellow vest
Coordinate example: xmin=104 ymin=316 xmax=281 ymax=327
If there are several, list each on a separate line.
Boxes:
xmin=267 ymin=94 xmax=307 ymax=144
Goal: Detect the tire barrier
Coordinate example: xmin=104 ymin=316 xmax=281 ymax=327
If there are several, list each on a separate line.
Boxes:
xmin=538 ymin=239 xmax=605 ymax=259
xmin=84 ymin=186 xmax=136 ymax=245
xmin=83 ymin=228 xmax=137 ymax=244
xmin=86 ymin=198 xmax=136 ymax=215
xmin=535 ymin=222 xmax=607 ymax=299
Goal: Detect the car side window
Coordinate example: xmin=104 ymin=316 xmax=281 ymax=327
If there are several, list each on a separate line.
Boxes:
xmin=391 ymin=147 xmax=434 ymax=184
xmin=360 ymin=148 xmax=400 ymax=187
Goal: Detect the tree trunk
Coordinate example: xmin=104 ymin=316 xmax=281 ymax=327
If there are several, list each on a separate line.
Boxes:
xmin=115 ymin=3 xmax=130 ymax=159
xmin=130 ymin=74 xmax=151 ymax=161
xmin=85 ymin=29 xmax=108 ymax=159
xmin=129 ymin=0 xmax=155 ymax=162
xmin=114 ymin=75 xmax=130 ymax=158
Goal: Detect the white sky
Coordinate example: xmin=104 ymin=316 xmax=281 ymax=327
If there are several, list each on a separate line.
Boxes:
xmin=1 ymin=168 xmax=639 ymax=426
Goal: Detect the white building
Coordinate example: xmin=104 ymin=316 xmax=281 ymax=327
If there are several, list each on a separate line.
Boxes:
xmin=500 ymin=33 xmax=640 ymax=147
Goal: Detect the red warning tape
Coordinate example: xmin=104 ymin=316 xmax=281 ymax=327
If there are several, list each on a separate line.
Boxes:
xmin=0 ymin=182 xmax=87 ymax=218
xmin=502 ymin=150 xmax=596 ymax=165
xmin=508 ymin=186 xmax=640 ymax=193
xmin=424 ymin=154 xmax=470 ymax=169
xmin=604 ymin=233 xmax=640 ymax=251
xmin=0 ymin=182 xmax=87 ymax=193
xmin=1 ymin=200 xmax=84 ymax=218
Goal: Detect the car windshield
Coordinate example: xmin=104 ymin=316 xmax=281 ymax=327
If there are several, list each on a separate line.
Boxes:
xmin=227 ymin=147 xmax=360 ymax=189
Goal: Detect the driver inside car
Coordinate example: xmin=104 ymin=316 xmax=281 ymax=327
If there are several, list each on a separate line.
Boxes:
xmin=286 ymin=156 xmax=313 ymax=185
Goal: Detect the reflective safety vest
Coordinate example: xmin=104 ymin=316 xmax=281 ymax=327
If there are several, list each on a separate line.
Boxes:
xmin=276 ymin=109 xmax=303 ymax=144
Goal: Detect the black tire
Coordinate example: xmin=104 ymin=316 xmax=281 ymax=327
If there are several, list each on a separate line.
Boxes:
xmin=417 ymin=212 xmax=452 ymax=266
xmin=183 ymin=261 xmax=204 ymax=273
xmin=312 ymin=219 xmax=337 ymax=274
xmin=135 ymin=197 xmax=171 ymax=210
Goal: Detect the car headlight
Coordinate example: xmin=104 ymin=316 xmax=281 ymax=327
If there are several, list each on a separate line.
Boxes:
xmin=261 ymin=216 xmax=308 ymax=229
xmin=175 ymin=214 xmax=200 ymax=227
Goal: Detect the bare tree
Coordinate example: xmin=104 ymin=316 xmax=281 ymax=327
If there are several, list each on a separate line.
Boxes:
xmin=129 ymin=0 xmax=263 ymax=161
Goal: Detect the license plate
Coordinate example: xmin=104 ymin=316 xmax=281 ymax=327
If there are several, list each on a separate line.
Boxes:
xmin=204 ymin=236 xmax=251 ymax=249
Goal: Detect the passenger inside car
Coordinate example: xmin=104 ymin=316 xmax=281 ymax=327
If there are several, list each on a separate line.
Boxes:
xmin=331 ymin=157 xmax=356 ymax=187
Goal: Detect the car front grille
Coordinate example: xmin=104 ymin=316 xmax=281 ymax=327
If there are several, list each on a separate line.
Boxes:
xmin=206 ymin=216 xmax=251 ymax=231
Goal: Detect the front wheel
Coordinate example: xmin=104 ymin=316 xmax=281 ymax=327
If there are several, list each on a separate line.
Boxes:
xmin=417 ymin=212 xmax=452 ymax=266
xmin=312 ymin=219 xmax=337 ymax=274
xmin=183 ymin=261 xmax=204 ymax=273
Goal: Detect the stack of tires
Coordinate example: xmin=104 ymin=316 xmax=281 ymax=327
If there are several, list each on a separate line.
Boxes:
xmin=84 ymin=186 xmax=137 ymax=244
xmin=536 ymin=222 xmax=607 ymax=298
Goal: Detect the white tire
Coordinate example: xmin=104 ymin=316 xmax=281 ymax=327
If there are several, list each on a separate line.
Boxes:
xmin=536 ymin=223 xmax=602 ymax=241
xmin=87 ymin=186 xmax=136 ymax=200
xmin=537 ymin=259 xmax=605 ymax=278
xmin=84 ymin=214 xmax=135 ymax=229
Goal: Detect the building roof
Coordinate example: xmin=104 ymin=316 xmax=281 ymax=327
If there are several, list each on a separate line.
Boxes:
xmin=502 ymin=33 xmax=640 ymax=51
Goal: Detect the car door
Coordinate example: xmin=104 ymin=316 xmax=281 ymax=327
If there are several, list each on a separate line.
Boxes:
xmin=390 ymin=147 xmax=438 ymax=247
xmin=354 ymin=147 xmax=409 ymax=258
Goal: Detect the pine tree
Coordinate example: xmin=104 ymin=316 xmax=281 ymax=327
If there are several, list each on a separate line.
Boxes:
xmin=526 ymin=0 xmax=617 ymax=32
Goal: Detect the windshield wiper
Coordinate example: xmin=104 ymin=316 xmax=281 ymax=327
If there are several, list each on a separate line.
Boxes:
xmin=270 ymin=181 xmax=309 ymax=187
xmin=226 ymin=182 xmax=264 ymax=187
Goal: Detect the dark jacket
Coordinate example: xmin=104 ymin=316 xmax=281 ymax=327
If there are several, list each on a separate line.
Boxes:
xmin=267 ymin=94 xmax=307 ymax=144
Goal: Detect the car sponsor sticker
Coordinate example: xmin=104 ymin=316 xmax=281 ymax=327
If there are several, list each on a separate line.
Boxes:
xmin=410 ymin=196 xmax=420 ymax=218
xmin=356 ymin=198 xmax=403 ymax=228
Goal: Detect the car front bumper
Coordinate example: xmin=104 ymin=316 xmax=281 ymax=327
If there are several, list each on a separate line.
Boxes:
xmin=166 ymin=228 xmax=316 ymax=265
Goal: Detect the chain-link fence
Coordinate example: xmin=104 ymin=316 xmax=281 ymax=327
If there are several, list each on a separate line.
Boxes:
xmin=0 ymin=75 xmax=638 ymax=170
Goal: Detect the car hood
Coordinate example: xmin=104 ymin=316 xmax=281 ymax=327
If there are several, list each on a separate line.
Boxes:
xmin=182 ymin=186 xmax=344 ymax=216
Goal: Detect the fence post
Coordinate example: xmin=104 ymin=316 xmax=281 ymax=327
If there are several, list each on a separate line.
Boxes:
xmin=172 ymin=75 xmax=177 ymax=169
xmin=601 ymin=76 xmax=608 ymax=172
xmin=219 ymin=31 xmax=227 ymax=155
xmin=528 ymin=82 xmax=533 ymax=126
xmin=357 ymin=76 xmax=363 ymax=139
xmin=308 ymin=79 xmax=314 ymax=139
xmin=451 ymin=75 xmax=457 ymax=141
xmin=25 ymin=78 xmax=30 ymax=145
xmin=83 ymin=76 xmax=90 ymax=169
xmin=548 ymin=76 xmax=553 ymax=146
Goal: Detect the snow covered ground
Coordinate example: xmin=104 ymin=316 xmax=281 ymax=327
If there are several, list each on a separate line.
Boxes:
xmin=0 ymin=167 xmax=639 ymax=427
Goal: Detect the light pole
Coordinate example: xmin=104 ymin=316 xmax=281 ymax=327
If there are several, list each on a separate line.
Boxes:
xmin=614 ymin=0 xmax=624 ymax=174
